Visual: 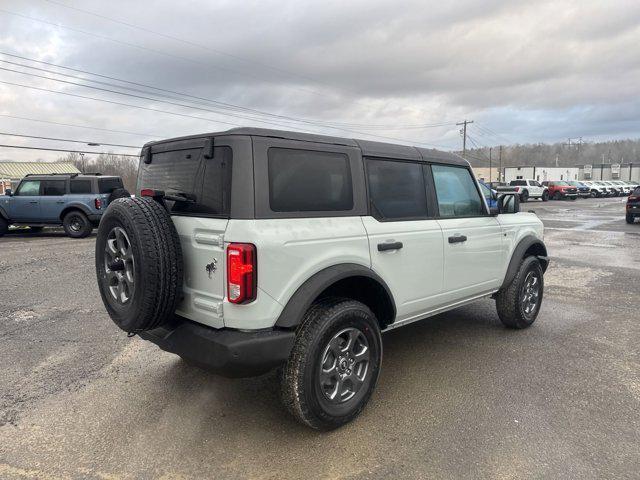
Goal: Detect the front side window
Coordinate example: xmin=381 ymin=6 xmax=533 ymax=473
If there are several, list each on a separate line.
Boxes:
xmin=16 ymin=180 xmax=40 ymax=196
xmin=42 ymin=180 xmax=66 ymax=196
xmin=479 ymin=182 xmax=492 ymax=200
xmin=268 ymin=148 xmax=352 ymax=212
xmin=366 ymin=159 xmax=428 ymax=220
xmin=511 ymin=180 xmax=526 ymax=186
xmin=432 ymin=165 xmax=485 ymax=217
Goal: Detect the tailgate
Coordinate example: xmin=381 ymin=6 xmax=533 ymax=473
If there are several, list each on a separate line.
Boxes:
xmin=172 ymin=216 xmax=228 ymax=328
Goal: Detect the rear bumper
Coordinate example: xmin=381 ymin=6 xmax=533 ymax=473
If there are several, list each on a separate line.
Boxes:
xmin=138 ymin=317 xmax=296 ymax=378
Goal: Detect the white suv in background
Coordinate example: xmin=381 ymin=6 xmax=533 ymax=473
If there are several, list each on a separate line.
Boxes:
xmin=508 ymin=179 xmax=549 ymax=202
xmin=95 ymin=128 xmax=549 ymax=430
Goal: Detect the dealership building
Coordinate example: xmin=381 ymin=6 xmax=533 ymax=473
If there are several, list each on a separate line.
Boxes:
xmin=577 ymin=163 xmax=640 ymax=182
xmin=502 ymin=166 xmax=580 ymax=183
xmin=0 ymin=161 xmax=80 ymax=194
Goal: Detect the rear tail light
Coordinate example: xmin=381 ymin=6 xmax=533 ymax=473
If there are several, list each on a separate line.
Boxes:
xmin=95 ymin=198 xmax=102 ymax=209
xmin=227 ymin=243 xmax=256 ymax=304
xmin=629 ymin=196 xmax=638 ymax=201
xmin=514 ymin=187 xmax=520 ymax=192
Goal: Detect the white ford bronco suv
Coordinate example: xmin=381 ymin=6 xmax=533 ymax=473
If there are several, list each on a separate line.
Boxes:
xmin=95 ymin=128 xmax=548 ymax=430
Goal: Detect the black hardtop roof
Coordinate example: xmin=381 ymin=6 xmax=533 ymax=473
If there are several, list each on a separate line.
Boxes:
xmin=23 ymin=173 xmax=119 ymax=179
xmin=143 ymin=127 xmax=467 ymax=166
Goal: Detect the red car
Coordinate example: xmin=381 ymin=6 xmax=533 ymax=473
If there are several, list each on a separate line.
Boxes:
xmin=626 ymin=186 xmax=640 ymax=224
xmin=541 ymin=181 xmax=578 ymax=200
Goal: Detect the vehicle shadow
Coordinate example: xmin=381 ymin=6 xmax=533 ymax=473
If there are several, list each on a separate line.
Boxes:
xmin=3 ymin=229 xmax=96 ymax=240
xmin=150 ymin=299 xmax=518 ymax=437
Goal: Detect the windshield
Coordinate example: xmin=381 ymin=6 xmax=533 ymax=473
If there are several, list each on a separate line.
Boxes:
xmin=555 ymin=181 xmax=570 ymax=186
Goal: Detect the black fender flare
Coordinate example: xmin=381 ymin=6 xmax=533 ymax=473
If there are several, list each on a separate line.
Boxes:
xmin=500 ymin=235 xmax=549 ymax=290
xmin=59 ymin=203 xmax=93 ymax=220
xmin=274 ymin=263 xmax=396 ymax=329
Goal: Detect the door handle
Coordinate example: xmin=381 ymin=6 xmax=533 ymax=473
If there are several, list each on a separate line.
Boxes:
xmin=29 ymin=201 xmax=38 ymax=204
xmin=448 ymin=234 xmax=467 ymax=244
xmin=377 ymin=241 xmax=403 ymax=252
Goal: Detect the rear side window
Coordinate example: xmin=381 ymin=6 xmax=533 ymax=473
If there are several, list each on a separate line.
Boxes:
xmin=70 ymin=180 xmax=92 ymax=194
xmin=138 ymin=145 xmax=232 ymax=217
xmin=366 ymin=159 xmax=428 ymax=220
xmin=42 ymin=180 xmax=66 ymax=196
xmin=268 ymin=148 xmax=352 ymax=212
xmin=98 ymin=178 xmax=123 ymax=193
xmin=432 ymin=165 xmax=485 ymax=217
xmin=510 ymin=180 xmax=526 ymax=186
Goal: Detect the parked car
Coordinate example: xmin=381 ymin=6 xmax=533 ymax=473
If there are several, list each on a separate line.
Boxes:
xmin=626 ymin=186 xmax=640 ymax=224
xmin=94 ymin=127 xmax=548 ymax=430
xmin=479 ymin=180 xmax=498 ymax=208
xmin=541 ymin=181 xmax=578 ymax=200
xmin=601 ymin=181 xmax=623 ymax=196
xmin=501 ymin=179 xmax=549 ymax=202
xmin=0 ymin=173 xmax=129 ymax=238
xmin=611 ymin=180 xmax=633 ymax=196
xmin=567 ymin=181 xmax=591 ymax=198
xmin=581 ymin=181 xmax=609 ymax=197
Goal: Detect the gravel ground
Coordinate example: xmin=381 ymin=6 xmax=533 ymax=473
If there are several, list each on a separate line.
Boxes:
xmin=0 ymin=197 xmax=638 ymax=479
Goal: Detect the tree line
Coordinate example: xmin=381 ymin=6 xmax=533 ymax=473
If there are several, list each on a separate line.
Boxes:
xmin=56 ymin=152 xmax=138 ymax=192
xmin=463 ymin=138 xmax=640 ymax=169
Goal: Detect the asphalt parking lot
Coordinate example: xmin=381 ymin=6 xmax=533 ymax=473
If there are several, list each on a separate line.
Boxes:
xmin=1 ymin=197 xmax=638 ymax=479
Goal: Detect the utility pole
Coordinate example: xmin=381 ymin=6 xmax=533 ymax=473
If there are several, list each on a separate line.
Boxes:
xmin=498 ymin=145 xmax=503 ymax=183
xmin=456 ymin=119 xmax=474 ymax=159
xmin=489 ymin=147 xmax=492 ymax=183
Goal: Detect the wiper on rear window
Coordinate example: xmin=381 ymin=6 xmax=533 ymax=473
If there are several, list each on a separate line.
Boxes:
xmin=164 ymin=187 xmax=196 ymax=203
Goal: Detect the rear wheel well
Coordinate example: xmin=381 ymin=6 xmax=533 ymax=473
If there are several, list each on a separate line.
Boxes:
xmin=60 ymin=207 xmax=87 ymax=221
xmin=316 ymin=276 xmax=395 ymax=329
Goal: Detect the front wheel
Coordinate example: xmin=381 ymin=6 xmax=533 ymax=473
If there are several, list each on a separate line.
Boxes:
xmin=495 ymin=256 xmax=544 ymax=329
xmin=280 ymin=298 xmax=382 ymax=430
xmin=0 ymin=217 xmax=8 ymax=237
xmin=63 ymin=211 xmax=93 ymax=238
xmin=627 ymin=214 xmax=635 ymax=224
xmin=520 ymin=190 xmax=529 ymax=203
xmin=542 ymin=191 xmax=549 ymax=202
xmin=553 ymin=192 xmax=562 ymax=200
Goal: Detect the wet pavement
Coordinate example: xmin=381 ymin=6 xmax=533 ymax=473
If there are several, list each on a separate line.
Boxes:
xmin=0 ymin=197 xmax=638 ymax=479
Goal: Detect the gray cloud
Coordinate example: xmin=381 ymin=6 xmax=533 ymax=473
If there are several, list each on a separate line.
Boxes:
xmin=1 ymin=0 xmax=640 ymax=161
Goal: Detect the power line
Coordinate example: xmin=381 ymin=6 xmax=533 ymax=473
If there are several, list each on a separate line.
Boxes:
xmin=0 ymin=131 xmax=140 ymax=148
xmin=456 ymin=120 xmax=474 ymax=159
xmin=0 ymin=113 xmax=162 ymax=138
xmin=41 ymin=0 xmax=342 ymax=92
xmin=0 ymin=143 xmax=139 ymax=157
xmin=0 ymin=52 xmax=457 ymax=131
xmin=0 ymin=78 xmax=451 ymax=148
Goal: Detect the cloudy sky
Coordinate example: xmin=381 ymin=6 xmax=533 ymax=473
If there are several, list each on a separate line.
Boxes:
xmin=1 ymin=0 xmax=640 ymax=162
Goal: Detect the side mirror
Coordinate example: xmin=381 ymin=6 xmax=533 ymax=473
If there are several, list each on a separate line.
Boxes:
xmin=496 ymin=193 xmax=520 ymax=214
xmin=5 ymin=189 xmax=12 ymax=196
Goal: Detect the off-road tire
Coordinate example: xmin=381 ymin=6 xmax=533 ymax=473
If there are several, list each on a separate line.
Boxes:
xmin=0 ymin=217 xmax=7 ymax=237
xmin=108 ymin=188 xmax=131 ymax=203
xmin=542 ymin=191 xmax=549 ymax=202
xmin=627 ymin=214 xmax=635 ymax=224
xmin=280 ymin=297 xmax=382 ymax=430
xmin=63 ymin=210 xmax=93 ymax=238
xmin=553 ymin=192 xmax=562 ymax=200
xmin=495 ymin=256 xmax=544 ymax=329
xmin=95 ymin=197 xmax=183 ymax=333
xmin=520 ymin=190 xmax=529 ymax=203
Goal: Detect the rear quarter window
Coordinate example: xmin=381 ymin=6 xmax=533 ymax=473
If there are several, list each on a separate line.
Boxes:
xmin=268 ymin=148 xmax=353 ymax=212
xmin=98 ymin=178 xmax=123 ymax=193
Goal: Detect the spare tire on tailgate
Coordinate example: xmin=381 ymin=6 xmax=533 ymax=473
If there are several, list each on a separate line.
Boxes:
xmin=108 ymin=187 xmax=131 ymax=203
xmin=95 ymin=197 xmax=183 ymax=333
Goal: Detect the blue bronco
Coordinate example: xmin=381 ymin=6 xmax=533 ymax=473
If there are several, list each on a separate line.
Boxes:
xmin=0 ymin=173 xmax=130 ymax=238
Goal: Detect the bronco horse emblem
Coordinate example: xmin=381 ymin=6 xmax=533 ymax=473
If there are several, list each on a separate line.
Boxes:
xmin=205 ymin=259 xmax=218 ymax=278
